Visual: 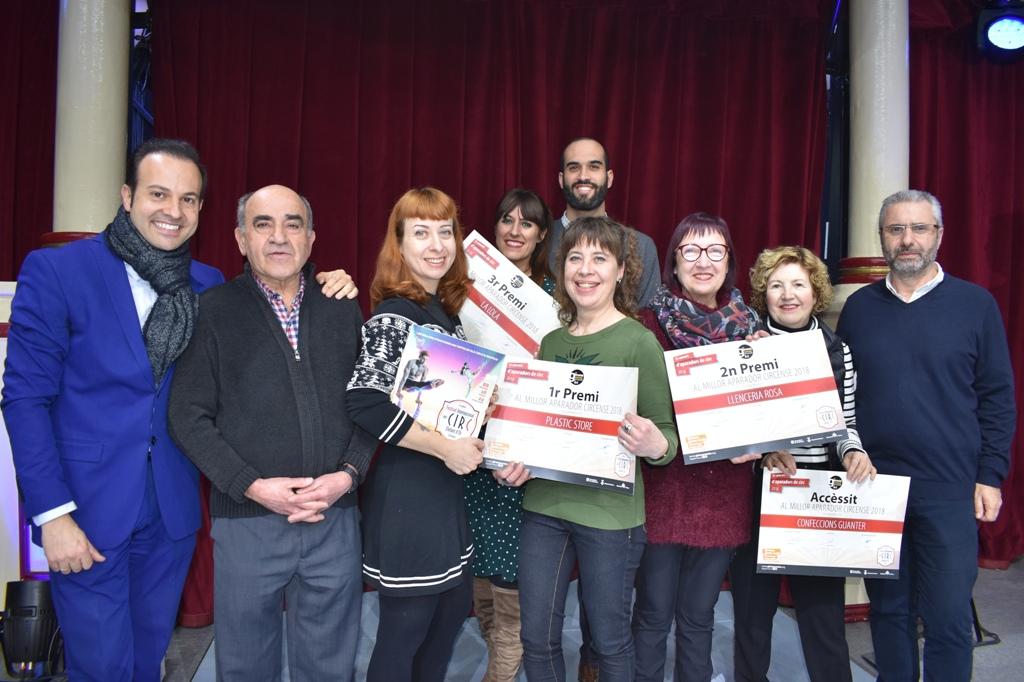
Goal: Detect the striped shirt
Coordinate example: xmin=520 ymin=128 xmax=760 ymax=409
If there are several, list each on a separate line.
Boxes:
xmin=767 ymin=316 xmax=863 ymax=466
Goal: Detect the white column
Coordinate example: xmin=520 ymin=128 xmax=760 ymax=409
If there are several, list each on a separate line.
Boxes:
xmin=52 ymin=0 xmax=130 ymax=234
xmin=831 ymin=3 xmax=910 ymax=608
xmin=849 ymin=0 xmax=909 ymax=255
xmin=825 ymin=0 xmax=910 ymax=330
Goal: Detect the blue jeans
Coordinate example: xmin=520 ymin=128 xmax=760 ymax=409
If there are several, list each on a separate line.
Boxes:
xmin=518 ymin=510 xmax=646 ymax=682
xmin=632 ymin=543 xmax=734 ymax=682
xmin=866 ymin=485 xmax=978 ymax=682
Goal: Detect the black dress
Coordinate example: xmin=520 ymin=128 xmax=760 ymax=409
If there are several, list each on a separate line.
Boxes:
xmin=347 ymin=296 xmax=474 ymax=597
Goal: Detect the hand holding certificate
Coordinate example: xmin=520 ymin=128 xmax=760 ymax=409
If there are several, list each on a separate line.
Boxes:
xmin=483 ymin=359 xmax=640 ymax=494
xmin=460 ymin=231 xmax=561 ymax=359
xmin=665 ymin=329 xmax=848 ymax=464
xmin=756 ymin=469 xmax=910 ymax=578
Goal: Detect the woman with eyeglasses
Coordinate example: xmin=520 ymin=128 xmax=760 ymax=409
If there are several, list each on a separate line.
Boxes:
xmin=729 ymin=245 xmax=875 ymax=682
xmin=632 ymin=212 xmax=762 ymax=682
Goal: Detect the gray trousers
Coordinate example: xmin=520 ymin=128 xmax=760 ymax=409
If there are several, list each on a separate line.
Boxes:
xmin=211 ymin=505 xmax=362 ymax=682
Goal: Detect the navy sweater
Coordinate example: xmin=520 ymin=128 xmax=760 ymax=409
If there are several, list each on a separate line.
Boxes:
xmin=836 ymin=275 xmax=1015 ymax=492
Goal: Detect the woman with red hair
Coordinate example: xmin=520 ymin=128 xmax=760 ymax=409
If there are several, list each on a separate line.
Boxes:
xmin=348 ymin=187 xmax=526 ymax=681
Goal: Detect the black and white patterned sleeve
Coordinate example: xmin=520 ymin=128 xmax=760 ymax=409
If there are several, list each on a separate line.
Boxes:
xmin=835 ymin=340 xmax=864 ymax=458
xmin=346 ymin=306 xmax=417 ymax=445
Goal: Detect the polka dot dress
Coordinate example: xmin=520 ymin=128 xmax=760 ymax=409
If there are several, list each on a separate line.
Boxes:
xmin=465 ymin=467 xmax=524 ymax=583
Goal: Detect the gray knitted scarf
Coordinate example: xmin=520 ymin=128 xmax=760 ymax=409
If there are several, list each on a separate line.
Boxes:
xmin=105 ymin=206 xmax=198 ymax=386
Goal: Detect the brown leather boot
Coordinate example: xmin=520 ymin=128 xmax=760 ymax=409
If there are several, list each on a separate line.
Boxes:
xmin=484 ymin=585 xmax=523 ymax=682
xmin=473 ymin=577 xmax=497 ymax=667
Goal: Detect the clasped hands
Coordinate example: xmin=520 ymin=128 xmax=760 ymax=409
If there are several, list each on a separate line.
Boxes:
xmin=246 ymin=472 xmax=354 ymax=523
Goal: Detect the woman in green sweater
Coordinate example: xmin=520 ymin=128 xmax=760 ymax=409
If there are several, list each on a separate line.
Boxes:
xmin=514 ymin=216 xmax=679 ymax=682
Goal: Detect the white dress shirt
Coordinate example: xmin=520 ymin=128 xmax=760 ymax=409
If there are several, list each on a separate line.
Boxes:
xmin=885 ymin=262 xmax=944 ymax=303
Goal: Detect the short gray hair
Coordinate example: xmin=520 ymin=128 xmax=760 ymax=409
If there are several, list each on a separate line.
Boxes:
xmin=878 ymin=190 xmax=943 ymax=231
xmin=236 ymin=191 xmax=315 ymax=232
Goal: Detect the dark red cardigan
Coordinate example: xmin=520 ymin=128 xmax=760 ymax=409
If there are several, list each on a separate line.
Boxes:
xmin=639 ymin=308 xmax=753 ymax=548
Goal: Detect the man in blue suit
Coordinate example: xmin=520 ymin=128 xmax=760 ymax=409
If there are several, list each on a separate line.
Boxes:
xmin=2 ymin=138 xmax=224 ymax=681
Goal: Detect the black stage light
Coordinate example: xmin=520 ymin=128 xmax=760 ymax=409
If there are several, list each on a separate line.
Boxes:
xmin=978 ymin=2 xmax=1024 ymax=61
xmin=0 ymin=580 xmax=64 ymax=680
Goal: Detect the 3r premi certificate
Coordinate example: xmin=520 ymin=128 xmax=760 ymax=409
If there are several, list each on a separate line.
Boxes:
xmin=459 ymin=231 xmax=561 ymax=359
xmin=665 ymin=330 xmax=848 ymax=464
xmin=756 ymin=470 xmax=911 ymax=579
xmin=483 ymin=359 xmax=638 ymax=495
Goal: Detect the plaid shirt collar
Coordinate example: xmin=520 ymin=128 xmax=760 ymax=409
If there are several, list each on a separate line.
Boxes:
xmin=253 ymin=272 xmax=306 ymax=352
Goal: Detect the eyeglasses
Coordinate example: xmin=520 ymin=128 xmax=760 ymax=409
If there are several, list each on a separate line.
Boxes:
xmin=881 ymin=223 xmax=940 ymax=237
xmin=677 ymin=243 xmax=728 ymax=262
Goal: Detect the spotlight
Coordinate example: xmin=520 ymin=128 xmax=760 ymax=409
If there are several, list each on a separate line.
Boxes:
xmin=978 ymin=3 xmax=1024 ymax=61
xmin=0 ymin=581 xmax=64 ymax=679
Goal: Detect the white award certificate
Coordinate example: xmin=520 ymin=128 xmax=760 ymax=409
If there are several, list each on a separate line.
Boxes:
xmin=756 ymin=470 xmax=910 ymax=579
xmin=665 ymin=330 xmax=847 ymax=464
xmin=483 ymin=359 xmax=638 ymax=495
xmin=460 ymin=231 xmax=561 ymax=359
xmin=391 ymin=324 xmax=505 ymax=439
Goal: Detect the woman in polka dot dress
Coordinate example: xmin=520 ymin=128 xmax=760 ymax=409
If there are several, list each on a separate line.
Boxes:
xmin=464 ymin=188 xmax=555 ymax=681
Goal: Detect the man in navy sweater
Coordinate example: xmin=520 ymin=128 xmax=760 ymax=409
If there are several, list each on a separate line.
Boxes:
xmin=837 ymin=190 xmax=1016 ymax=682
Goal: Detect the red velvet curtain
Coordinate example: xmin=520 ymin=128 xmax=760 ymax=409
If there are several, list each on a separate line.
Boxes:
xmin=150 ymin=0 xmax=831 ymax=625
xmin=6 ymin=0 xmax=1019 ymax=622
xmin=150 ymin=0 xmax=829 ymax=294
xmin=909 ymin=0 xmax=1024 ymax=565
xmin=0 ymin=0 xmax=57 ymax=281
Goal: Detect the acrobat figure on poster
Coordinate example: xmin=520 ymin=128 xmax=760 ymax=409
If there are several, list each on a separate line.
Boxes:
xmin=452 ymin=361 xmax=486 ymax=398
xmin=397 ymin=350 xmax=445 ymax=418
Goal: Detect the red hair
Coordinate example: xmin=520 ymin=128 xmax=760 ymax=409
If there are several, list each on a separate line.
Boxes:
xmin=370 ymin=187 xmax=472 ymax=316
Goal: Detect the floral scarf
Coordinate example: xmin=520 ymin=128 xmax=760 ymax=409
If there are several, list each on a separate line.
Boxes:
xmin=649 ymin=284 xmax=760 ymax=348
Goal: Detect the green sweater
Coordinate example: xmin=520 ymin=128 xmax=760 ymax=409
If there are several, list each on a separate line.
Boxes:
xmin=522 ymin=317 xmax=678 ymax=530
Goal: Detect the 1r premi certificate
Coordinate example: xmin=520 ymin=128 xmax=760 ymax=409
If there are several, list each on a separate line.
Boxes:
xmin=483 ymin=359 xmax=639 ymax=495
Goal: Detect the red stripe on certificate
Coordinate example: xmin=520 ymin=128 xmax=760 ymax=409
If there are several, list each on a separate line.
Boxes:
xmin=672 ymin=352 xmax=718 ymax=376
xmin=466 ymin=239 xmax=500 ymax=268
xmin=491 ymin=405 xmax=620 ymax=436
xmin=768 ymin=474 xmax=810 ymax=492
xmin=760 ymin=514 xmax=904 ymax=534
xmin=504 ymin=363 xmax=549 ymax=384
xmin=466 ymin=288 xmax=539 ymax=356
xmin=673 ymin=377 xmax=836 ymax=414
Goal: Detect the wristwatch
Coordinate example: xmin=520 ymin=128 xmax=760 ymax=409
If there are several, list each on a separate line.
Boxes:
xmin=340 ymin=462 xmax=360 ymax=493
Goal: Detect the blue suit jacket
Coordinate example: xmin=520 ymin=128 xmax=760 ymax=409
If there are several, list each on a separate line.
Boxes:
xmin=2 ymin=234 xmax=224 ymax=547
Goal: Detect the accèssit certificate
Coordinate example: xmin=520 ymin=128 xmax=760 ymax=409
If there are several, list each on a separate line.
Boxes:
xmin=483 ymin=359 xmax=639 ymax=495
xmin=665 ymin=330 xmax=848 ymax=464
xmin=756 ymin=470 xmax=910 ymax=579
xmin=459 ymin=231 xmax=561 ymax=359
